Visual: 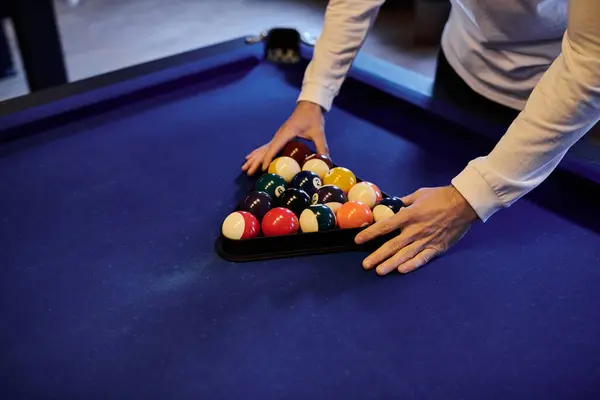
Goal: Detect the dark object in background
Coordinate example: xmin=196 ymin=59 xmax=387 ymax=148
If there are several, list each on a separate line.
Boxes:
xmin=6 ymin=0 xmax=67 ymax=90
xmin=265 ymin=28 xmax=301 ymax=64
xmin=0 ymin=3 xmax=15 ymax=80
xmin=0 ymin=21 xmax=15 ymax=80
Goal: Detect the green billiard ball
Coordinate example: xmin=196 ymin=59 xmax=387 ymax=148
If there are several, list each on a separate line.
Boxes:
xmin=299 ymin=204 xmax=336 ymax=233
xmin=255 ymin=173 xmax=288 ymax=201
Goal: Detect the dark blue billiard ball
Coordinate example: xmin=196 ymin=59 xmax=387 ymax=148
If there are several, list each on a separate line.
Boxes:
xmin=291 ymin=170 xmax=322 ymax=197
xmin=373 ymin=196 xmax=405 ymax=222
xmin=238 ymin=191 xmax=273 ymax=220
xmin=280 ymin=188 xmax=311 ymax=217
xmin=379 ymin=196 xmax=405 ymax=212
xmin=312 ymin=184 xmax=346 ymax=205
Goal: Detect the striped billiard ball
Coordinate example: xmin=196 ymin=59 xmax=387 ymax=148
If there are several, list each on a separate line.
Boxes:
xmin=221 ymin=211 xmax=260 ymax=240
xmin=299 ymin=204 xmax=336 ymax=233
xmin=372 ymin=196 xmax=405 ymax=222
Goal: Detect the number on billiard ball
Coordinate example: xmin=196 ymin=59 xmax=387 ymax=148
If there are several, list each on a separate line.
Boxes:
xmin=291 ymin=170 xmax=322 ymax=197
xmin=312 ymin=184 xmax=346 ymax=205
xmin=255 ymin=173 xmax=288 ymax=201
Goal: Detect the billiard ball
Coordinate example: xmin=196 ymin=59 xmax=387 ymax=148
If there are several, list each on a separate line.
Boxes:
xmin=299 ymin=205 xmax=336 ymax=233
xmin=365 ymin=182 xmax=383 ymax=204
xmin=312 ymin=184 xmax=346 ymax=205
xmin=336 ymin=201 xmax=374 ymax=229
xmin=373 ymin=196 xmax=405 ymax=222
xmin=268 ymin=156 xmax=301 ymax=183
xmin=302 ymin=154 xmax=332 ymax=179
xmin=280 ymin=188 xmax=311 ymax=217
xmin=291 ymin=170 xmax=322 ymax=196
xmin=255 ymin=173 xmax=287 ymax=201
xmin=221 ymin=211 xmax=260 ymax=240
xmin=323 ymin=167 xmax=356 ymax=194
xmin=262 ymin=207 xmax=300 ymax=236
xmin=238 ymin=191 xmax=273 ymax=220
xmin=280 ymin=140 xmax=313 ymax=165
xmin=324 ymin=201 xmax=343 ymax=216
xmin=347 ymin=181 xmax=382 ymax=209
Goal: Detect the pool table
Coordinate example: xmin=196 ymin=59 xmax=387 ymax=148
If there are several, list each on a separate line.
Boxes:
xmin=1 ymin=29 xmax=600 ymax=399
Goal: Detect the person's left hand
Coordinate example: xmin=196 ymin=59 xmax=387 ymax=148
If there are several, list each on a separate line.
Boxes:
xmin=355 ymin=185 xmax=479 ymax=275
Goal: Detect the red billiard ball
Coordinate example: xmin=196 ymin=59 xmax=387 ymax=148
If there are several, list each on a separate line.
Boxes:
xmin=221 ymin=211 xmax=260 ymax=240
xmin=281 ymin=140 xmax=313 ymax=165
xmin=262 ymin=207 xmax=300 ymax=236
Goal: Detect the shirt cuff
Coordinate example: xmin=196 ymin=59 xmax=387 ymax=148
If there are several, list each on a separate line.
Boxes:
xmin=451 ymin=162 xmax=504 ymax=222
xmin=297 ymin=82 xmax=336 ymax=112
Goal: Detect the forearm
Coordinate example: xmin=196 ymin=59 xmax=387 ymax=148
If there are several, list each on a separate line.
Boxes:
xmin=298 ymin=0 xmax=385 ymax=111
xmin=452 ymin=3 xmax=600 ymax=222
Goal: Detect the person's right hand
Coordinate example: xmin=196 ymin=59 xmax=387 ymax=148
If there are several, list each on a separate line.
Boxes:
xmin=242 ymin=101 xmax=329 ymax=176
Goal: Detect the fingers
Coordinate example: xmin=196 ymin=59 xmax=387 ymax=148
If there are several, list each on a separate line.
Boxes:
xmin=397 ymin=247 xmax=439 ymax=274
xmin=355 ymin=209 xmax=412 ymax=245
xmin=312 ymin=129 xmax=330 ymax=156
xmin=400 ymin=191 xmax=418 ymax=206
xmin=261 ymin=130 xmax=290 ymax=171
xmin=242 ymin=151 xmax=264 ymax=175
xmin=372 ymin=240 xmax=426 ymax=276
xmin=361 ymin=231 xmax=415 ymax=271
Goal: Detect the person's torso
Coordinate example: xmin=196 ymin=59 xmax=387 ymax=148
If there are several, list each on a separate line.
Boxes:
xmin=442 ymin=0 xmax=568 ymax=109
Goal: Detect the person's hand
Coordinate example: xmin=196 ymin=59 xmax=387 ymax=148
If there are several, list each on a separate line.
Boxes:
xmin=355 ymin=185 xmax=479 ymax=275
xmin=242 ymin=101 xmax=329 ymax=175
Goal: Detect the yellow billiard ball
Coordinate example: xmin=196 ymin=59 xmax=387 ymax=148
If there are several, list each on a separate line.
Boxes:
xmin=323 ymin=167 xmax=357 ymax=194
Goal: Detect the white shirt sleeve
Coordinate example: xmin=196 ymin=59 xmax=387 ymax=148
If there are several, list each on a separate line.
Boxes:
xmin=452 ymin=0 xmax=600 ymax=222
xmin=297 ymin=0 xmax=385 ymax=111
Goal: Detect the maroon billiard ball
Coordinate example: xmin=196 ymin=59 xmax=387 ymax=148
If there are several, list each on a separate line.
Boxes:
xmin=302 ymin=153 xmax=333 ymax=179
xmin=280 ymin=140 xmax=313 ymax=165
xmin=303 ymin=153 xmax=333 ymax=168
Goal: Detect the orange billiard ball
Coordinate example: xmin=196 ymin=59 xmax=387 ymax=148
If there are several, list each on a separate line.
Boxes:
xmin=336 ymin=201 xmax=374 ymax=229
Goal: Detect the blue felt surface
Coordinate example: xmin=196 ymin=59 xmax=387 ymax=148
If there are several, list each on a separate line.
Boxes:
xmin=1 ymin=49 xmax=600 ymax=399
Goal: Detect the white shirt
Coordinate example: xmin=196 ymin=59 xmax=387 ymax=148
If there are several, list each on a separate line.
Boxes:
xmin=297 ymin=0 xmax=600 ymax=222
